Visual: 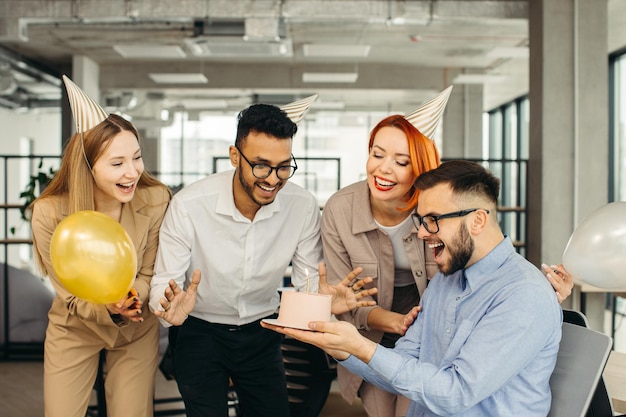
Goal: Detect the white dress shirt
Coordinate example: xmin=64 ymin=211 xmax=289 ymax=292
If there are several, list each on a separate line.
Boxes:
xmin=150 ymin=169 xmax=323 ymax=327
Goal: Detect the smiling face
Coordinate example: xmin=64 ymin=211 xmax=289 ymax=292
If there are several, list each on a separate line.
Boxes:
xmin=416 ymin=183 xmax=476 ymax=275
xmin=91 ymin=130 xmax=143 ymax=206
xmin=366 ymin=126 xmax=416 ymax=205
xmin=230 ymin=130 xmax=293 ymax=219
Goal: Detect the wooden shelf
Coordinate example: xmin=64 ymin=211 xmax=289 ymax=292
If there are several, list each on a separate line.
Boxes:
xmin=0 ymin=239 xmax=32 ymax=245
xmin=0 ymin=204 xmax=23 ymax=210
xmin=497 ymin=206 xmax=525 ymax=213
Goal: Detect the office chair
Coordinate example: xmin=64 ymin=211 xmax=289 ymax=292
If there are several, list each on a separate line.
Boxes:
xmin=548 ymin=310 xmax=613 ymax=417
xmin=281 ymin=336 xmax=337 ymax=417
xmin=561 ymin=309 xmax=626 ymax=417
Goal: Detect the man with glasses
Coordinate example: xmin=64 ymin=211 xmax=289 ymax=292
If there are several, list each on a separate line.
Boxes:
xmin=263 ymin=160 xmax=562 ymax=417
xmin=148 ymin=100 xmax=322 ymax=417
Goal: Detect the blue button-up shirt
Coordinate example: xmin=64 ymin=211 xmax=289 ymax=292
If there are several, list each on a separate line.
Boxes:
xmin=341 ymin=237 xmax=562 ymax=416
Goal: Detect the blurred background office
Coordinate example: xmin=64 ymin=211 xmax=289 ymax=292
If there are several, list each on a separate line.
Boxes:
xmin=0 ymin=0 xmax=625 ymax=372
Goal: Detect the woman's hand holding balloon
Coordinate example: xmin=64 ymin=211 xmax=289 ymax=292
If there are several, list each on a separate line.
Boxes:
xmin=542 ymin=264 xmax=573 ymax=304
xmin=50 ymin=211 xmax=137 ymax=304
xmin=106 ymin=287 xmax=144 ymax=323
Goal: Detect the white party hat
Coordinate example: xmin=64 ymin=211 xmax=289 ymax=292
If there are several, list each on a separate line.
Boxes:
xmin=404 ymin=86 xmax=453 ymax=138
xmin=280 ymin=94 xmax=318 ymax=125
xmin=62 ymin=75 xmax=109 ymax=134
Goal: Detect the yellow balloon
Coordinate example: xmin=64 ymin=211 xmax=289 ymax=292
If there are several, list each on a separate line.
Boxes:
xmin=50 ymin=210 xmax=137 ymax=304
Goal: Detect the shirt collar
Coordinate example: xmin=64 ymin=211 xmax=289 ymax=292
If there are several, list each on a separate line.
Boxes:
xmin=464 ymin=235 xmax=515 ymax=288
xmin=216 ymin=170 xmax=282 ymax=222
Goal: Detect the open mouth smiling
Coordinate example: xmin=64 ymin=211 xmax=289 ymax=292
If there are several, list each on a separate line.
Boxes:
xmin=429 ymin=241 xmax=445 ymax=259
xmin=374 ymin=176 xmax=396 ymax=190
xmin=258 ymin=183 xmax=277 ymax=192
xmin=117 ymin=182 xmax=135 ymax=191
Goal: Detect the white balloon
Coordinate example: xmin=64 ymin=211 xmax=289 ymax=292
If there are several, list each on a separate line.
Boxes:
xmin=562 ymin=201 xmax=626 ymax=290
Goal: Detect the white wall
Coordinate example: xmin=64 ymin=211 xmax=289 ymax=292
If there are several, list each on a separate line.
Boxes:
xmin=0 ymin=107 xmax=62 ymax=269
xmin=0 ymin=107 xmax=62 ymax=155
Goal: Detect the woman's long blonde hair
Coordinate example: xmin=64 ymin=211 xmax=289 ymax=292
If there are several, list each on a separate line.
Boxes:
xmin=34 ymin=113 xmax=165 ymax=214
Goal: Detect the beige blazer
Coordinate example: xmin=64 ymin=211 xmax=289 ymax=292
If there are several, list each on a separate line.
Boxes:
xmin=31 ymin=185 xmax=171 ymax=347
xmin=321 ymin=180 xmax=438 ymax=404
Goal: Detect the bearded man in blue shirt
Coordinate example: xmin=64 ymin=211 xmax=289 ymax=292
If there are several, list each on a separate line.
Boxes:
xmin=263 ymin=160 xmax=562 ymax=417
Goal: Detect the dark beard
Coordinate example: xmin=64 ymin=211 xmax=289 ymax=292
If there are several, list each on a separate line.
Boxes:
xmin=237 ymin=168 xmax=278 ymax=207
xmin=442 ymin=222 xmax=474 ymax=275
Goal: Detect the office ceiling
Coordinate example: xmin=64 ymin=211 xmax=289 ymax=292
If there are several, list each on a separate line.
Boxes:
xmin=0 ymin=0 xmax=531 ymax=119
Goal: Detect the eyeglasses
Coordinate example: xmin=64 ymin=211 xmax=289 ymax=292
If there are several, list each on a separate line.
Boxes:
xmin=411 ymin=208 xmax=489 ymax=234
xmin=236 ymin=146 xmax=298 ymax=180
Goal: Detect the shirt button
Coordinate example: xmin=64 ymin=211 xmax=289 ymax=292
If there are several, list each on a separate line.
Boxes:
xmin=446 ymin=328 xmax=451 ymax=333
xmin=415 ymin=271 xmax=423 ymax=277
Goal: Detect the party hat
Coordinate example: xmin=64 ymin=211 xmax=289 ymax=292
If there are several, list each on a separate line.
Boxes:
xmin=280 ymin=94 xmax=318 ymax=125
xmin=62 ymin=75 xmax=109 ymax=134
xmin=404 ymin=86 xmax=453 ymax=138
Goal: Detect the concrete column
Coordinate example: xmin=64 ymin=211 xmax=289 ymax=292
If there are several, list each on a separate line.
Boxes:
xmin=528 ymin=0 xmax=609 ymax=329
xmin=72 ymin=56 xmax=101 ymax=103
xmin=61 ymin=56 xmax=101 ymax=148
xmin=441 ymin=84 xmax=484 ymax=159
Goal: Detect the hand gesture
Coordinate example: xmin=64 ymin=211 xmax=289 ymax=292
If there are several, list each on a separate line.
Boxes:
xmin=317 ymin=262 xmax=378 ymax=315
xmin=542 ymin=263 xmax=573 ymax=304
xmin=398 ymin=305 xmax=421 ymax=336
xmin=154 ymin=269 xmax=201 ymax=326
xmin=106 ymin=287 xmax=144 ymax=323
xmin=261 ymin=319 xmax=377 ymax=363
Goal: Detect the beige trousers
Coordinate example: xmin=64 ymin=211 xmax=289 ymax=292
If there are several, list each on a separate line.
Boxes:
xmin=43 ymin=317 xmax=160 ymax=417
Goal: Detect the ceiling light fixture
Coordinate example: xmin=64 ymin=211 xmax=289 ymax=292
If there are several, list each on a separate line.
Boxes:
xmin=183 ymin=38 xmax=293 ymax=57
xmin=113 ymin=45 xmax=187 ymax=59
xmin=452 ymin=74 xmax=508 ymax=84
xmin=302 ymin=72 xmax=358 ymax=83
xmin=149 ymin=73 xmax=208 ymax=84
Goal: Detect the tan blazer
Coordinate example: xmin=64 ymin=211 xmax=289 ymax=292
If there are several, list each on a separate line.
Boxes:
xmin=321 ymin=180 xmax=438 ymax=404
xmin=31 ymin=185 xmax=171 ymax=347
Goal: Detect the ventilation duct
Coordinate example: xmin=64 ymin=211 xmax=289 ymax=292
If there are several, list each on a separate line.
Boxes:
xmin=183 ymin=18 xmax=292 ymax=58
xmin=0 ymin=65 xmax=17 ymax=95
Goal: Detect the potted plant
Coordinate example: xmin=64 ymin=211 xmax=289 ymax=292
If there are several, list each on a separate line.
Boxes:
xmin=10 ymin=158 xmax=56 ymax=234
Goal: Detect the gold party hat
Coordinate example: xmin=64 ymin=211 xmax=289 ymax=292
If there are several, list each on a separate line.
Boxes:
xmin=404 ymin=86 xmax=453 ymax=138
xmin=280 ymin=94 xmax=318 ymax=125
xmin=62 ymin=75 xmax=109 ymax=134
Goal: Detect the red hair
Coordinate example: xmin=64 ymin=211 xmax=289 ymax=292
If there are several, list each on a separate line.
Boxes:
xmin=368 ymin=115 xmax=441 ymax=210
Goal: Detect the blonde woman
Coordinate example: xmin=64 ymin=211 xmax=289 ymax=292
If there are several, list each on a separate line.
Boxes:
xmin=31 ymin=76 xmax=171 ymax=417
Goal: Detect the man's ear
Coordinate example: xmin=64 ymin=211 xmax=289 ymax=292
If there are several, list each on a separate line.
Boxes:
xmin=469 ymin=208 xmax=490 ymax=234
xmin=229 ymin=145 xmax=239 ymax=168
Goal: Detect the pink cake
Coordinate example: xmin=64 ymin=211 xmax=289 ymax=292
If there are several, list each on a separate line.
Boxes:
xmin=277 ymin=291 xmax=332 ymax=329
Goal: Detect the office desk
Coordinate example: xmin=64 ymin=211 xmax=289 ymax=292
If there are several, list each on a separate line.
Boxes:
xmin=574 ymin=281 xmax=626 ymax=348
xmin=574 ymin=281 xmax=626 ymax=296
xmin=604 ymin=350 xmax=626 ymax=413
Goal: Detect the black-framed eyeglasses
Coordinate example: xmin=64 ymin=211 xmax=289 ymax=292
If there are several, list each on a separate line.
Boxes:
xmin=236 ymin=146 xmax=298 ymax=180
xmin=411 ymin=208 xmax=489 ymax=234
